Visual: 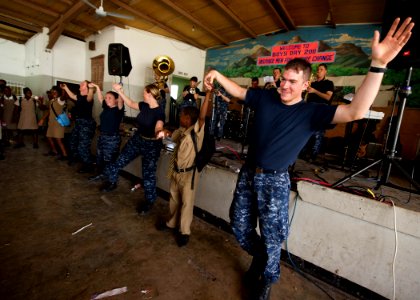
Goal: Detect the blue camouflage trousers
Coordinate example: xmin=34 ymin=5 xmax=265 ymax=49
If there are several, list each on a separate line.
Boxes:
xmin=210 ymin=104 xmax=228 ymax=139
xmin=104 ymin=134 xmax=162 ymax=204
xmin=69 ymin=118 xmax=96 ymax=164
xmin=310 ymin=129 xmax=325 ymax=159
xmin=230 ymin=166 xmax=290 ymax=284
xmin=96 ymin=134 xmax=121 ymax=172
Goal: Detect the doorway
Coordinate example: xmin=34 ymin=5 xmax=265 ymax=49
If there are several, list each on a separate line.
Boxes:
xmin=168 ymin=75 xmax=190 ymax=126
xmin=170 ymin=75 xmax=190 ymax=102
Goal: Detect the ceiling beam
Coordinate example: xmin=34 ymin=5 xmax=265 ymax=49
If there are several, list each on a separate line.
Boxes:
xmin=62 ymin=30 xmax=87 ymax=41
xmin=0 ymin=15 xmax=42 ymax=33
xmin=0 ymin=28 xmax=29 ymax=43
xmin=159 ymin=0 xmax=228 ymax=45
xmin=0 ymin=33 xmax=25 ymax=44
xmin=59 ymin=0 xmax=74 ymax=5
xmin=264 ymin=0 xmax=296 ymax=31
xmin=108 ymin=0 xmax=205 ymax=49
xmin=48 ymin=22 xmax=66 ymax=49
xmin=13 ymin=0 xmax=59 ymax=18
xmin=0 ymin=11 xmax=49 ymax=28
xmin=69 ymin=19 xmax=99 ymax=34
xmin=0 ymin=23 xmax=34 ymax=36
xmin=48 ymin=1 xmax=87 ymax=49
xmin=211 ymin=0 xmax=257 ymax=38
xmin=105 ymin=17 xmax=128 ymax=29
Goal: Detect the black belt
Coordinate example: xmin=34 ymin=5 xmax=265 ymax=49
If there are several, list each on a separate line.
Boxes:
xmin=100 ymin=132 xmax=119 ymax=136
xmin=254 ymin=167 xmax=287 ymax=174
xmin=174 ymin=165 xmax=195 ymax=173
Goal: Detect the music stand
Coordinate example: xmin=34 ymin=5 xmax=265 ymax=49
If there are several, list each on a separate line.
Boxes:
xmin=332 ymin=67 xmax=420 ymax=194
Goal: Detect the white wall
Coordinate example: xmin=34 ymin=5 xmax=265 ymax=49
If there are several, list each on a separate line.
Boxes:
xmin=85 ymin=26 xmax=206 ymax=118
xmin=0 ymin=25 xmax=206 ymax=112
xmin=51 ymin=36 xmax=87 ymax=82
xmin=0 ymin=32 xmax=86 ymax=97
xmin=0 ymin=39 xmax=25 ymax=77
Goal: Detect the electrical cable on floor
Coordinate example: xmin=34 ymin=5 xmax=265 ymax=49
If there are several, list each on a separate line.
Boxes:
xmin=291 ymin=177 xmax=331 ymax=187
xmin=285 ymin=193 xmax=335 ymax=300
xmin=217 ymin=143 xmax=241 ymax=161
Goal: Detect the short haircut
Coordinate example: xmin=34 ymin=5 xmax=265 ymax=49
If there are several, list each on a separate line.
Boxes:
xmin=284 ymin=58 xmax=312 ymax=81
xmin=23 ymin=87 xmax=31 ymax=94
xmin=180 ymin=106 xmax=199 ymax=124
xmin=318 ymin=63 xmax=328 ymax=70
xmin=190 ymin=76 xmax=198 ymax=82
xmin=51 ymin=85 xmax=62 ymax=94
xmin=251 ymin=77 xmax=258 ymax=82
xmin=107 ymin=91 xmax=119 ymax=99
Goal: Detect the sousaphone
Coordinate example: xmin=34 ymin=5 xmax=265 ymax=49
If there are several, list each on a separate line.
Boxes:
xmin=153 ymin=55 xmax=175 ymax=89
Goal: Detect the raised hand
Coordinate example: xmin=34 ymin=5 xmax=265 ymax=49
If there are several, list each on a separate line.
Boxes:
xmin=112 ymin=83 xmax=123 ymax=93
xmin=371 ymin=17 xmax=415 ymax=67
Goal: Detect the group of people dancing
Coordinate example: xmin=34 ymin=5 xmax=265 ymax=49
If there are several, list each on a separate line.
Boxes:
xmin=0 ymin=17 xmax=413 ymax=300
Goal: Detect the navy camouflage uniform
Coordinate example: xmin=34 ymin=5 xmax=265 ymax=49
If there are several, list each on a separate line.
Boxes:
xmin=95 ymin=102 xmax=125 ymax=173
xmin=230 ymin=166 xmax=290 ymax=284
xmin=210 ymin=87 xmax=230 ymax=139
xmin=105 ymin=134 xmax=162 ymax=204
xmin=97 ymin=134 xmax=121 ymax=169
xmin=69 ymin=94 xmax=96 ymax=165
xmin=103 ymin=102 xmax=164 ymax=205
xmin=230 ymin=87 xmax=337 ymax=285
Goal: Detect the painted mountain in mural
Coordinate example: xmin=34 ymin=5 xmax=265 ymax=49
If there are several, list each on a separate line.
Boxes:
xmin=250 ymin=47 xmax=271 ymax=59
xmin=227 ymin=47 xmax=270 ymax=69
xmin=333 ymin=43 xmax=370 ymax=67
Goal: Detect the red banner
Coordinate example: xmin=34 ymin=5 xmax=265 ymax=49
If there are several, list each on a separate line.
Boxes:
xmin=257 ymin=42 xmax=335 ymax=66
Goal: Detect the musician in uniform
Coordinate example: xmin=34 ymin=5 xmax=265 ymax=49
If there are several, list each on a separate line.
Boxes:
xmin=301 ymin=63 xmax=335 ymax=161
xmin=153 ymin=73 xmax=170 ymax=118
xmin=210 ymin=85 xmax=231 ymax=140
xmin=180 ymin=76 xmax=206 ymax=109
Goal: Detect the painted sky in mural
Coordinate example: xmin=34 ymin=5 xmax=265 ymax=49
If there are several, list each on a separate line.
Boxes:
xmin=206 ymin=24 xmax=381 ymax=73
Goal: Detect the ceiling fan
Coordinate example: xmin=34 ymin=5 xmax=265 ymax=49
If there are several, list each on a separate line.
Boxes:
xmin=82 ymin=0 xmax=134 ymax=20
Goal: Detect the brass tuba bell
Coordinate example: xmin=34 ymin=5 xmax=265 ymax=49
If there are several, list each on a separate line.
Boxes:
xmin=153 ymin=55 xmax=175 ymax=89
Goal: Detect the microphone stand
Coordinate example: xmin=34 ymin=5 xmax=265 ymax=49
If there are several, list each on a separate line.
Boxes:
xmin=332 ymin=67 xmax=420 ymax=194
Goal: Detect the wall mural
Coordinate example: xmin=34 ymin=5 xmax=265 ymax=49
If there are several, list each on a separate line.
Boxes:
xmin=206 ymin=24 xmax=419 ymax=107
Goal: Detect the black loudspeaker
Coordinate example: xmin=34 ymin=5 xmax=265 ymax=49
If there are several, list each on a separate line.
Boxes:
xmin=382 ymin=0 xmax=419 ymax=69
xmin=108 ymin=43 xmax=132 ymax=76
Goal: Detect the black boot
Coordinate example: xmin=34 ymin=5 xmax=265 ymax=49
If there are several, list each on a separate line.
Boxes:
xmin=244 ymin=254 xmax=266 ymax=285
xmin=78 ymin=164 xmax=94 ymax=173
xmin=88 ymin=173 xmax=104 ymax=182
xmin=136 ymin=201 xmax=153 ymax=214
xmin=100 ymin=181 xmax=117 ymax=192
xmin=256 ymin=282 xmax=271 ymax=300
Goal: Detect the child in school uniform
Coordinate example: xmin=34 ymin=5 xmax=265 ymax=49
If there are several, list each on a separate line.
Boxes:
xmin=156 ymin=90 xmax=211 ymax=247
xmin=14 ymin=87 xmax=41 ymax=148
